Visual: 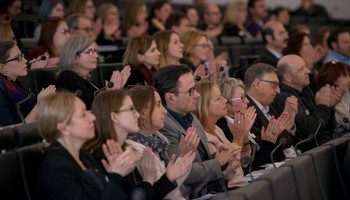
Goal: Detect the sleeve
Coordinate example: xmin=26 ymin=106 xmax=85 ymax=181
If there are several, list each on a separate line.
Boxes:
xmin=252 ymin=140 xmax=276 ymax=170
xmin=152 ymin=174 xmax=177 ymax=200
xmin=160 ymin=124 xmax=222 ymax=186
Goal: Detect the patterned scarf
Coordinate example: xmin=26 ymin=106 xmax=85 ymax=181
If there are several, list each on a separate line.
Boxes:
xmin=0 ymin=73 xmax=35 ymax=120
xmin=127 ymin=130 xmax=170 ymax=165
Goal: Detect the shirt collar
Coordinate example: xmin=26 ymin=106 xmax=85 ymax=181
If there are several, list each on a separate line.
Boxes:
xmin=266 ymin=48 xmax=283 ymax=59
xmin=248 ymin=94 xmax=270 ymax=115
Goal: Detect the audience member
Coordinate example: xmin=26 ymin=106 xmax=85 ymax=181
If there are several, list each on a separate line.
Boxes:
xmin=289 ymin=24 xmax=311 ymax=36
xmin=194 ymin=81 xmax=251 ymax=189
xmin=153 ymin=30 xmax=184 ymax=69
xmin=127 ymin=85 xmax=198 ymax=199
xmin=56 ymin=35 xmax=130 ymax=110
xmin=165 ymin=11 xmax=194 ymax=37
xmin=181 ymin=6 xmax=200 ymax=28
xmin=276 ymin=55 xmax=341 ymax=146
xmin=68 ymin=0 xmax=100 ymax=39
xmin=259 ymin=20 xmax=289 ymax=67
xmin=121 ymin=1 xmax=149 ymax=38
xmin=66 ymin=13 xmax=94 ymax=39
xmin=216 ymin=78 xmax=257 ymax=145
xmin=312 ymin=26 xmax=331 ymax=65
xmin=154 ymin=65 xmax=236 ymax=197
xmin=245 ymin=0 xmax=268 ymax=38
xmin=149 ymin=0 xmax=173 ymax=35
xmin=123 ymin=36 xmax=160 ymax=87
xmin=318 ymin=61 xmax=350 ymax=135
xmin=244 ymin=63 xmax=297 ymax=169
xmin=0 ymin=22 xmax=16 ymax=43
xmin=270 ymin=7 xmax=290 ymax=30
xmin=85 ymin=89 xmax=195 ymax=199
xmin=200 ymin=4 xmax=224 ymax=39
xmin=293 ymin=0 xmax=329 ymax=20
xmin=36 ymin=91 xmax=131 ymax=200
xmin=323 ymin=29 xmax=350 ymax=65
xmin=4 ymin=0 xmax=24 ymax=39
xmin=34 ymin=0 xmax=65 ymax=38
xmin=95 ymin=4 xmax=123 ymax=47
xmin=0 ymin=41 xmax=55 ymax=126
xmin=222 ymin=1 xmax=252 ymax=38
xmin=27 ymin=17 xmax=70 ymax=69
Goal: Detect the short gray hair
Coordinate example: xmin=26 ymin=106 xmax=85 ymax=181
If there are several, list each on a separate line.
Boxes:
xmin=244 ymin=63 xmax=278 ymax=90
xmin=216 ymin=78 xmax=245 ymax=101
xmin=276 ymin=61 xmax=291 ymax=82
xmin=66 ymin=13 xmax=90 ymax=29
xmin=59 ymin=35 xmax=94 ymax=73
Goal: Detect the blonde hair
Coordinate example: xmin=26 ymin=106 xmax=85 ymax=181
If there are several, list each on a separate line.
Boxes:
xmin=0 ymin=23 xmax=15 ymax=42
xmin=123 ymin=35 xmax=154 ymax=67
xmin=36 ymin=92 xmax=76 ymax=151
xmin=153 ymin=30 xmax=176 ymax=69
xmin=222 ymin=1 xmax=247 ymax=25
xmin=194 ymin=81 xmax=217 ymax=129
xmin=216 ymin=78 xmax=245 ymax=101
xmin=97 ymin=3 xmax=117 ymax=22
xmin=180 ymin=30 xmax=208 ymax=61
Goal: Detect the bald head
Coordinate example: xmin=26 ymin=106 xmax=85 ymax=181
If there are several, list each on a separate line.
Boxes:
xmin=277 ymin=54 xmax=310 ymax=91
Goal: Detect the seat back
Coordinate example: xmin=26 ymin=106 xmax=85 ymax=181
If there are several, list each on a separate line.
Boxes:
xmin=97 ymin=63 xmax=124 ymax=86
xmin=284 ymin=155 xmax=324 ymax=200
xmin=0 ymin=126 xmax=17 ymax=153
xmin=12 ymin=122 xmax=42 ymax=147
xmin=31 ymin=67 xmax=60 ymax=95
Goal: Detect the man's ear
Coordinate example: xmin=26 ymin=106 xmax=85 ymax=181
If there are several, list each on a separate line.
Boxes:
xmin=165 ymin=92 xmax=174 ymax=105
xmin=265 ymin=34 xmax=273 ymax=43
xmin=283 ymin=73 xmax=292 ymax=83
xmin=252 ymin=78 xmax=260 ymax=89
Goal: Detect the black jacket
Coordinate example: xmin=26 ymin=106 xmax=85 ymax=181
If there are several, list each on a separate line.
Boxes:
xmin=37 ymin=142 xmax=127 ymax=200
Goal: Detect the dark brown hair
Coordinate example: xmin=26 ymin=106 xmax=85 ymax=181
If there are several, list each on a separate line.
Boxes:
xmin=283 ymin=32 xmax=309 ymax=56
xmin=38 ymin=16 xmax=64 ymax=57
xmin=318 ymin=61 xmax=350 ymax=87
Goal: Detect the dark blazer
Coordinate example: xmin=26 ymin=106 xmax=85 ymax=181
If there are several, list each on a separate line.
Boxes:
xmin=92 ymin=148 xmax=176 ymax=200
xmin=247 ymin=95 xmax=294 ymax=169
xmin=257 ymin=48 xmax=279 ymax=67
xmin=159 ymin=112 xmax=223 ymax=197
xmin=56 ymin=70 xmax=99 ymax=110
xmin=37 ymin=141 xmax=127 ymax=200
xmin=0 ymin=87 xmax=19 ymax=126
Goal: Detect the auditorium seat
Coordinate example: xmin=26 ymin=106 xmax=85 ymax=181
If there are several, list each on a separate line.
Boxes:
xmin=12 ymin=122 xmax=43 ymax=147
xmin=18 ymin=143 xmax=45 ymax=200
xmin=0 ymin=126 xmax=17 ymax=153
xmin=214 ymin=45 xmax=232 ymax=66
xmin=259 ymin=166 xmax=300 ymax=200
xmin=97 ymin=63 xmax=124 ymax=87
xmin=283 ymin=155 xmax=324 ymax=200
xmin=17 ymin=72 xmax=35 ymax=95
xmin=212 ymin=179 xmax=273 ymax=200
xmin=31 ymin=67 xmax=60 ymax=95
xmin=0 ymin=151 xmax=28 ymax=200
xmin=304 ymin=145 xmax=348 ymax=200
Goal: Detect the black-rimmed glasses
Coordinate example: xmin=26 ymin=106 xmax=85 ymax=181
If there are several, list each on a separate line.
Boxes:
xmin=260 ymin=79 xmax=279 ymax=89
xmin=1 ymin=53 xmax=25 ymax=64
xmin=172 ymin=86 xmax=196 ymax=96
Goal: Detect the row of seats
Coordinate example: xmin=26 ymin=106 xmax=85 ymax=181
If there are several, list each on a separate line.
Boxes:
xmin=17 ymin=63 xmax=124 ymax=95
xmin=213 ymin=135 xmax=350 ymax=200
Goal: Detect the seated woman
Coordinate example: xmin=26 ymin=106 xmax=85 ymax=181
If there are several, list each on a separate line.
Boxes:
xmin=126 ymin=85 xmax=199 ymax=199
xmin=318 ymin=61 xmax=350 ymax=136
xmin=121 ymin=1 xmax=149 ymax=38
xmin=34 ymin=0 xmax=65 ymax=38
xmin=84 ymin=89 xmax=195 ymax=200
xmin=0 ymin=22 xmax=16 ymax=43
xmin=222 ymin=1 xmax=252 ymax=38
xmin=27 ymin=17 xmax=70 ymax=69
xmin=194 ymin=81 xmax=251 ymax=189
xmin=37 ymin=91 xmax=134 ymax=200
xmin=153 ymin=30 xmax=184 ymax=69
xmin=123 ymin=36 xmax=160 ymax=87
xmin=56 ymin=34 xmax=131 ymax=110
xmin=0 ymin=41 xmax=55 ymax=126
xmin=148 ymin=0 xmax=172 ymax=35
xmin=95 ymin=4 xmax=123 ymax=47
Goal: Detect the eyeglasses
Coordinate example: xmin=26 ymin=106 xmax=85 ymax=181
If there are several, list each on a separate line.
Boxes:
xmin=56 ymin=29 xmax=70 ymax=34
xmin=1 ymin=53 xmax=25 ymax=64
xmin=173 ymin=86 xmax=196 ymax=96
xmin=81 ymin=49 xmax=98 ymax=55
xmin=260 ymin=79 xmax=279 ymax=89
xmin=75 ymin=27 xmax=93 ymax=32
xmin=230 ymin=93 xmax=247 ymax=102
xmin=115 ymin=106 xmax=136 ymax=113
xmin=195 ymin=44 xmax=210 ymax=49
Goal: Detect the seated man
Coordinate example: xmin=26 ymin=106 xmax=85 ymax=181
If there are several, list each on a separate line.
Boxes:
xmin=323 ymin=29 xmax=350 ymax=65
xmin=165 ymin=11 xmax=194 ymax=37
xmin=275 ymin=55 xmax=342 ymax=146
xmin=244 ymin=63 xmax=297 ymax=169
xmin=154 ymin=64 xmax=236 ymax=197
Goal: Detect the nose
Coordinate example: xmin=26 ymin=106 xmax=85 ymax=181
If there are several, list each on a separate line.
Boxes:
xmin=275 ymin=86 xmax=281 ymax=94
xmin=179 ymin=42 xmax=184 ymax=48
xmin=161 ymin=105 xmax=167 ymax=114
xmin=243 ymin=96 xmax=249 ymax=104
xmin=135 ymin=110 xmax=140 ymax=119
xmin=156 ymin=49 xmax=161 ymax=56
xmin=193 ymin=89 xmax=200 ymax=98
xmin=89 ymin=112 xmax=96 ymax=122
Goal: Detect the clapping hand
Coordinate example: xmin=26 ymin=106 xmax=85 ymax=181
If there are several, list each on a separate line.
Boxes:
xmin=166 ymin=151 xmax=196 ymax=182
xmin=179 ymin=127 xmax=200 ymax=157
xmin=107 ymin=65 xmax=131 ymax=89
xmin=139 ymin=147 xmax=157 ymax=185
